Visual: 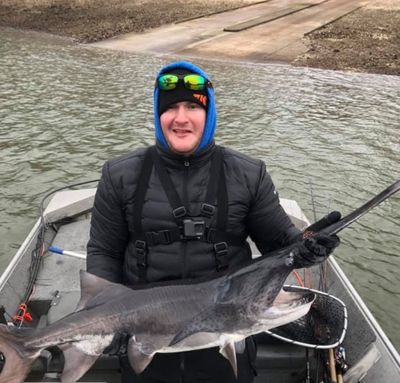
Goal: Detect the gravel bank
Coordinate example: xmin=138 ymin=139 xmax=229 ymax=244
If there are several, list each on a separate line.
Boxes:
xmin=294 ymin=0 xmax=400 ymax=75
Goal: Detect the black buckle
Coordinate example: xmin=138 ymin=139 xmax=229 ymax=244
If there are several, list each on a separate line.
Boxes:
xmin=146 ymin=230 xmax=172 ymax=245
xmin=200 ymin=203 xmax=215 ymax=217
xmin=214 ymin=242 xmax=228 ymax=271
xmin=135 ymin=240 xmax=147 ymax=268
xmin=173 ymin=206 xmax=187 ymax=218
xmin=214 ymin=242 xmax=228 ymax=256
xmin=205 ymin=228 xmax=216 ymax=243
xmin=159 ymin=230 xmax=172 ymax=244
xmin=135 ymin=240 xmax=146 ymax=254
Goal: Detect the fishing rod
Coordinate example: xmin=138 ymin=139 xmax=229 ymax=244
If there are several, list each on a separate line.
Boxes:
xmin=319 ymin=179 xmax=400 ymax=237
xmin=305 ymin=180 xmax=335 ymax=383
xmin=316 ymin=179 xmax=400 ymax=382
xmin=318 ymin=179 xmax=398 ymax=381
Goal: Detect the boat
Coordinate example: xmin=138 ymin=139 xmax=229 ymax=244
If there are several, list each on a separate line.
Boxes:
xmin=0 ymin=187 xmax=399 ymax=382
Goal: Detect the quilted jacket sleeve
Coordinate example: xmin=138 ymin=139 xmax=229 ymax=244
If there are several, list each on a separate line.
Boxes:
xmin=86 ymin=161 xmax=129 ymax=283
xmin=247 ymin=162 xmax=300 ymax=254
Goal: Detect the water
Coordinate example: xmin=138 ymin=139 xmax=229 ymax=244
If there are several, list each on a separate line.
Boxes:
xmin=1 ymin=28 xmax=399 ymax=350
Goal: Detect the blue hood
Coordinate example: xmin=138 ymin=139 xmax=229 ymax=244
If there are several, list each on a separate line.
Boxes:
xmin=153 ymin=61 xmax=217 ymax=154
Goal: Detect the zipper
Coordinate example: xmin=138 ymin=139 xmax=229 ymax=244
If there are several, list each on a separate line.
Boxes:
xmin=182 ymin=159 xmax=190 ymax=279
xmin=183 ymin=159 xmax=190 ymax=207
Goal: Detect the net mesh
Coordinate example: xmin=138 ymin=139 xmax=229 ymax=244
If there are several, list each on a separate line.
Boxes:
xmin=266 ymin=286 xmax=347 ymax=348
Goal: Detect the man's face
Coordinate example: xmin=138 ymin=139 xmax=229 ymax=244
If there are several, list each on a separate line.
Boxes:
xmin=160 ymin=101 xmax=206 ymax=155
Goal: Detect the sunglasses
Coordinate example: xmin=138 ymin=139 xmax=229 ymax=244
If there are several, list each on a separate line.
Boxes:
xmin=157 ymin=73 xmax=213 ymax=91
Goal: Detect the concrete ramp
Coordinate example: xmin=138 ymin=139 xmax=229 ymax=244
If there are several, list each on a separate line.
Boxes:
xmin=89 ymin=0 xmax=367 ymax=63
xmin=224 ymin=1 xmax=327 ymax=32
xmin=178 ymin=0 xmax=365 ymax=62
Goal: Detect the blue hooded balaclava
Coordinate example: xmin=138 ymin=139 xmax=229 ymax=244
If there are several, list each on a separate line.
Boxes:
xmin=153 ymin=61 xmax=217 ymax=154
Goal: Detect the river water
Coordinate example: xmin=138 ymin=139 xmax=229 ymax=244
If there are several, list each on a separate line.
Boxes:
xmin=1 ymin=28 xmax=399 ymax=350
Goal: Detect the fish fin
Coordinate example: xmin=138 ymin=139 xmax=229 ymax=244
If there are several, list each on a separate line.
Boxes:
xmin=127 ymin=338 xmax=155 ymax=374
xmin=76 ymin=270 xmax=115 ymax=311
xmin=169 ymin=325 xmax=202 ymax=347
xmin=169 ymin=305 xmax=236 ymax=347
xmin=220 ymin=341 xmax=238 ymax=378
xmin=0 ymin=324 xmax=37 ymax=383
xmin=235 ymin=339 xmax=246 ymax=354
xmin=76 ymin=270 xmax=133 ymax=311
xmin=168 ymin=307 xmax=222 ymax=347
xmin=59 ymin=344 xmax=99 ymax=382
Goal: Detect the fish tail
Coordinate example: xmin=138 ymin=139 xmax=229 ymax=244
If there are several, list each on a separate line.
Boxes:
xmin=0 ymin=324 xmax=37 ymax=383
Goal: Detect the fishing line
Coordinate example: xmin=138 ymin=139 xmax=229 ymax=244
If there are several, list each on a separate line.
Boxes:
xmin=308 ymin=178 xmax=318 ymax=223
xmin=307 ymin=179 xmax=331 ymax=382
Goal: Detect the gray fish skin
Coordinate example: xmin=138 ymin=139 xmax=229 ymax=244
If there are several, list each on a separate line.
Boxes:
xmin=0 ymin=246 xmax=312 ymax=383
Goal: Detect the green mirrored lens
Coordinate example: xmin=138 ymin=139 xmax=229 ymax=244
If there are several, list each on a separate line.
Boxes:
xmin=184 ymin=74 xmax=205 ymax=90
xmin=158 ymin=74 xmax=179 ymax=90
xmin=157 ymin=73 xmax=209 ymax=91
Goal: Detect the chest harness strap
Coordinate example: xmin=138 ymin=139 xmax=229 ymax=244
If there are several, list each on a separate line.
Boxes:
xmin=132 ymin=147 xmax=154 ymax=283
xmin=132 ymin=146 xmax=245 ymax=281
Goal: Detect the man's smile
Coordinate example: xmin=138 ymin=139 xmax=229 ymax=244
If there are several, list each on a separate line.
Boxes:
xmin=172 ymin=128 xmax=192 ymax=136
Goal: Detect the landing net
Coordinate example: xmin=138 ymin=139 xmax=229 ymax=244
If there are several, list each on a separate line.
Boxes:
xmin=265 ymin=285 xmax=347 ymax=349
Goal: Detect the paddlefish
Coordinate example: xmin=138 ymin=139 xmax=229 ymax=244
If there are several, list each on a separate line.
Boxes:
xmin=0 ymin=179 xmax=398 ymax=383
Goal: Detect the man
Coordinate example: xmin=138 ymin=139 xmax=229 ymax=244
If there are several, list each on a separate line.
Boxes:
xmin=87 ymin=60 xmax=340 ymax=383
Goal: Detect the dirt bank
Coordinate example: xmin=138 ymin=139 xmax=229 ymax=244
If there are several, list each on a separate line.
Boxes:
xmin=294 ymin=0 xmax=400 ymax=75
xmin=0 ymin=0 xmax=399 ymax=75
xmin=0 ymin=0 xmax=261 ymax=43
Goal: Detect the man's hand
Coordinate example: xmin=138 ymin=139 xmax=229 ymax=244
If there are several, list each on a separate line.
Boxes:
xmin=291 ymin=210 xmax=341 ymax=268
xmin=292 ymin=233 xmax=340 ymax=268
xmin=303 ymin=211 xmax=341 ymax=236
xmin=103 ymin=332 xmax=130 ymax=356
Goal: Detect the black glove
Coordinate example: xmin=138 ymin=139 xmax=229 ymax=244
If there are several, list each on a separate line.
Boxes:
xmin=103 ymin=332 xmax=130 ymax=356
xmin=292 ymin=233 xmax=340 ymax=268
xmin=303 ymin=210 xmax=341 ymax=236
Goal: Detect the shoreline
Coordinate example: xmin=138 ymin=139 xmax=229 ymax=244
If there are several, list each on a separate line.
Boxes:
xmin=0 ymin=0 xmax=399 ymax=75
xmin=294 ymin=1 xmax=400 ymax=75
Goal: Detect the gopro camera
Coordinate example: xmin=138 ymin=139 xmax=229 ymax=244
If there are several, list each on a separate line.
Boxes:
xmin=182 ymin=218 xmax=205 ymax=238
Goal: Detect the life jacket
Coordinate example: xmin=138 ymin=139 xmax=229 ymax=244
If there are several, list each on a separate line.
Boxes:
xmin=130 ymin=145 xmax=246 ymax=282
